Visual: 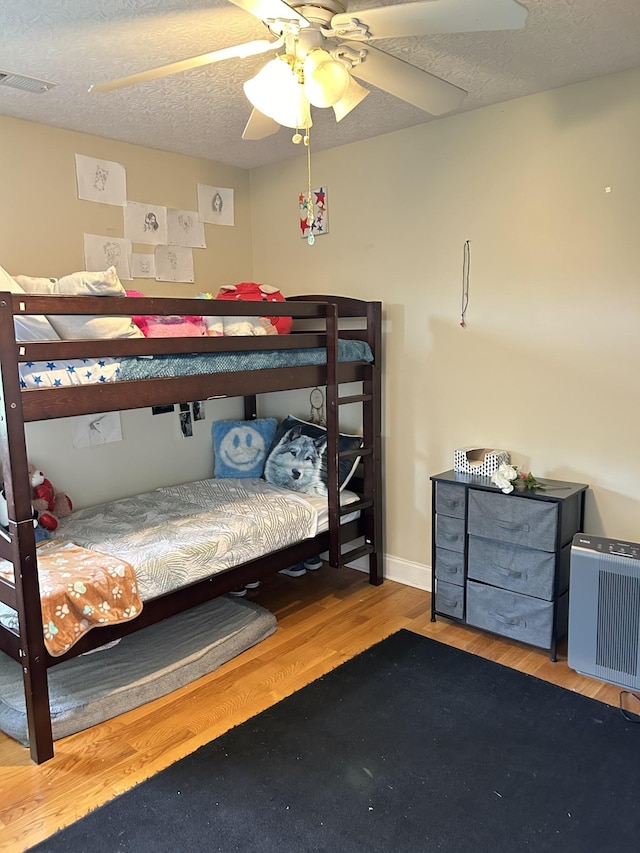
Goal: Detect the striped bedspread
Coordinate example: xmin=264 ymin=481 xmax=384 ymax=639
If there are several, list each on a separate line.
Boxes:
xmin=53 ymin=478 xmax=318 ymax=600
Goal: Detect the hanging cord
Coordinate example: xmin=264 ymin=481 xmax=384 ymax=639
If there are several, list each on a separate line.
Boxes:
xmin=294 ymin=121 xmax=314 ymax=245
xmin=460 ymin=239 xmax=470 ymax=328
xmin=619 ymin=690 xmax=640 ymax=723
xmin=305 ymin=126 xmax=315 ymax=246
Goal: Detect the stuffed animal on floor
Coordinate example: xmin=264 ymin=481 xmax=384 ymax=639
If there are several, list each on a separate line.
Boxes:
xmin=29 ymin=464 xmax=73 ymax=533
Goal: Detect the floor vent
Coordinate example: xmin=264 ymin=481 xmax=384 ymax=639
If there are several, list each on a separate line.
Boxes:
xmin=0 ymin=71 xmax=57 ymax=93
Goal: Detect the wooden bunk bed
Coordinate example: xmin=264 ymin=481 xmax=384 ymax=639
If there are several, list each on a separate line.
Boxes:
xmin=0 ymin=290 xmax=383 ymax=763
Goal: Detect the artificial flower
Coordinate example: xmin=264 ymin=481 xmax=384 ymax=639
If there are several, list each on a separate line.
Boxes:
xmin=491 ymin=462 xmax=519 ymax=493
xmin=491 ymin=463 xmax=546 ymax=493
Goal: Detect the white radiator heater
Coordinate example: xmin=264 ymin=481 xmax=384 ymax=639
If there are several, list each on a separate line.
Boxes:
xmin=568 ymin=533 xmax=640 ymax=690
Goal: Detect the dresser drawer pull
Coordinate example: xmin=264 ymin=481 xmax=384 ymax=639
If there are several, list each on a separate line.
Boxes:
xmin=442 ymin=532 xmax=462 ymax=543
xmin=495 ymin=520 xmax=531 ymax=533
xmin=443 ymin=499 xmax=462 ymax=509
xmin=440 ymin=595 xmax=459 ymax=608
xmin=494 ymin=612 xmax=525 ymax=628
xmin=441 ymin=565 xmax=460 ymax=576
xmin=494 ymin=564 xmax=526 ymax=581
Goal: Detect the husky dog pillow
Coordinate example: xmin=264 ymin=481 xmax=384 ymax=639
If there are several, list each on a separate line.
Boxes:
xmin=264 ymin=415 xmax=363 ymax=497
xmin=212 ymin=418 xmax=277 ymax=478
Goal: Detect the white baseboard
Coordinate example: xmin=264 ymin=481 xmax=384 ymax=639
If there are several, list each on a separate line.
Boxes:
xmin=322 ymin=546 xmax=432 ymax=591
xmin=385 ymin=553 xmax=432 ymax=591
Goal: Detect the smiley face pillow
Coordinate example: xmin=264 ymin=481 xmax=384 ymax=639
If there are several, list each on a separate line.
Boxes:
xmin=211 ymin=418 xmax=277 ymax=479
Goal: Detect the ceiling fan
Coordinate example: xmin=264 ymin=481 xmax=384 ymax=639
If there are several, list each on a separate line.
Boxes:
xmin=90 ymin=0 xmax=528 ymax=141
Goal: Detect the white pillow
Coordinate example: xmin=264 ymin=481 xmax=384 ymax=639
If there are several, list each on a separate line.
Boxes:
xmin=12 ymin=275 xmax=58 ymax=294
xmin=12 ymin=266 xmax=142 ymax=339
xmin=0 ymin=264 xmax=61 ymax=341
xmin=15 ymin=266 xmax=125 ymax=296
xmin=48 ymin=313 xmax=143 ymax=340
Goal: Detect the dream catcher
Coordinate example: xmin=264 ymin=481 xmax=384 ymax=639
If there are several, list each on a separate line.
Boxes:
xmin=309 ymin=386 xmax=325 ymax=425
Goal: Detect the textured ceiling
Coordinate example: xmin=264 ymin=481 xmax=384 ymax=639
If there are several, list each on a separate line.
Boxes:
xmin=1 ymin=0 xmax=639 ymax=170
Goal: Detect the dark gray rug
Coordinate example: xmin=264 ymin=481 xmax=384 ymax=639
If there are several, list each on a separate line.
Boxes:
xmin=29 ymin=629 xmax=640 ymax=852
xmin=0 ymin=596 xmax=276 ymax=746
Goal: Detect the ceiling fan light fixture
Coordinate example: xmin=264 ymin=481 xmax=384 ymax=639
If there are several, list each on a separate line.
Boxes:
xmin=244 ymin=56 xmax=312 ymax=129
xmin=302 ymin=49 xmax=349 ymax=108
xmin=332 ymin=75 xmax=369 ymax=122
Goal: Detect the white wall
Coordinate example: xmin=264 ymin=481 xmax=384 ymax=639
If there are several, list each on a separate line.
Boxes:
xmin=0 ymin=116 xmax=253 ymax=507
xmin=249 ymin=67 xmax=640 ymax=577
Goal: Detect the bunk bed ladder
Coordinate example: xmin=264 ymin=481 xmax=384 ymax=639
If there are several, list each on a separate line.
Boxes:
xmin=325 ymin=301 xmax=383 ymax=586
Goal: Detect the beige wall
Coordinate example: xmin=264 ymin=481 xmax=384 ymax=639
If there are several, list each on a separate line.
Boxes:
xmin=2 ymin=67 xmax=639 ymax=574
xmin=0 ymin=116 xmax=253 ymax=506
xmin=250 ymin=67 xmax=640 ymax=576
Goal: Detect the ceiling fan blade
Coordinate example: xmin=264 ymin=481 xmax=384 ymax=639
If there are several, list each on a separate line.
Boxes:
xmin=228 ymin=0 xmax=310 ymax=27
xmin=242 ymin=108 xmax=281 ymax=140
xmin=90 ymin=39 xmax=281 ymax=93
xmin=346 ymin=43 xmax=466 ymax=116
xmin=332 ymin=0 xmax=528 ymax=39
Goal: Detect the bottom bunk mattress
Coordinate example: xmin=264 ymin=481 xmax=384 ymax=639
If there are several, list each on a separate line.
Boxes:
xmin=53 ymin=477 xmax=360 ymax=600
xmin=0 ymin=478 xmax=359 ymax=655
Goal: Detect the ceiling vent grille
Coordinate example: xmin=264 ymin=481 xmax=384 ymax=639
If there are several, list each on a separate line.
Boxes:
xmin=0 ymin=71 xmax=57 ymax=93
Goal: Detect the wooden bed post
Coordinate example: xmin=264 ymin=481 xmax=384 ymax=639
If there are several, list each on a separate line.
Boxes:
xmin=364 ymin=301 xmax=383 ymax=585
xmin=324 ymin=303 xmax=341 ymax=568
xmin=0 ymin=294 xmax=54 ymax=762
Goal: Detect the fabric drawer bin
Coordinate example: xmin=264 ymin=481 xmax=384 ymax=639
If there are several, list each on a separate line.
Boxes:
xmin=435 ymin=580 xmax=464 ymax=619
xmin=466 ymin=580 xmax=554 ymax=649
xmin=435 ymin=548 xmax=465 ymax=586
xmin=468 ymin=491 xmax=557 ymax=552
xmin=467 ymin=535 xmax=555 ymax=600
xmin=435 ymin=515 xmax=466 ymax=553
xmin=435 ymin=483 xmax=466 ymax=519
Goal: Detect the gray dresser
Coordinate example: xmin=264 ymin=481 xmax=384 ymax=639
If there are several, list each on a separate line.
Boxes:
xmin=430 ymin=470 xmax=588 ymax=660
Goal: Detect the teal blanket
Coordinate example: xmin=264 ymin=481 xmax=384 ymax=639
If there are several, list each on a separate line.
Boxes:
xmin=118 ymin=339 xmax=373 ymax=381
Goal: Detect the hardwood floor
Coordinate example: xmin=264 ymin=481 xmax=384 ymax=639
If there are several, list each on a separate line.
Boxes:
xmin=0 ymin=567 xmax=624 ymax=852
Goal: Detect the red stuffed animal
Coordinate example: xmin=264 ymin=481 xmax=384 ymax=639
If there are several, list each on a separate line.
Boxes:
xmin=29 ymin=464 xmax=72 ymax=532
xmin=215 ymin=282 xmax=292 ymax=335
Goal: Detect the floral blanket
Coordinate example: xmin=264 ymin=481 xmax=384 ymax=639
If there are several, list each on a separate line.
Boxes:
xmin=0 ymin=539 xmax=142 ymax=656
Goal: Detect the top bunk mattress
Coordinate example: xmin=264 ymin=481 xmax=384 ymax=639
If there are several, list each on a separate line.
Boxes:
xmin=18 ymin=339 xmax=373 ymax=389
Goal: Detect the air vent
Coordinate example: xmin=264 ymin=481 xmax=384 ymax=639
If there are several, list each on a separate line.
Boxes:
xmin=569 ymin=535 xmax=640 ymax=690
xmin=0 ymin=71 xmax=57 ymax=93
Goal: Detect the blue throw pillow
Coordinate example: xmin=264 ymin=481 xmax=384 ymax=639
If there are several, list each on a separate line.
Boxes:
xmin=212 ymin=418 xmax=277 ymax=479
xmin=263 ymin=415 xmax=363 ymax=496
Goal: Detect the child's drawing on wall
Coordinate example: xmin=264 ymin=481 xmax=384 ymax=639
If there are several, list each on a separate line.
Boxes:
xmin=75 ymin=154 xmax=126 ymax=206
xmin=168 ymin=208 xmax=206 ymax=247
xmin=83 ymin=233 xmax=132 ymax=280
xmin=124 ymin=201 xmax=168 ymax=245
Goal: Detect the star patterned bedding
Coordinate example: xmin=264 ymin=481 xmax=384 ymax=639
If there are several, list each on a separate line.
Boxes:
xmin=17 ymin=340 xmax=373 ymax=389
